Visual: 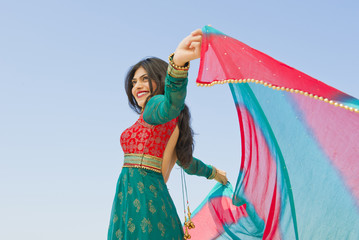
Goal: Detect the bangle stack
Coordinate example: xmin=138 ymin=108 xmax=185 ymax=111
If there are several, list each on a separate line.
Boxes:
xmin=208 ymin=165 xmax=217 ymax=180
xmin=168 ymin=53 xmax=190 ymax=71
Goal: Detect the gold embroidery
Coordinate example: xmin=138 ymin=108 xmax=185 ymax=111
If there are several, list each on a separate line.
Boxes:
xmin=123 ymin=154 xmax=163 ymax=173
xmin=113 ymin=214 xmax=118 ymax=223
xmin=137 ymin=181 xmax=144 ymax=194
xmin=167 ymin=196 xmax=173 ymax=209
xmin=125 ymin=153 xmax=162 ymax=161
xmin=148 ymin=200 xmax=156 ymax=214
xmin=161 ymin=199 xmax=167 ymax=218
xmin=133 ymin=198 xmax=141 ymax=212
xmin=123 ymin=164 xmax=161 ymax=173
xmin=129 ymin=167 xmax=134 ymax=177
xmin=122 ymin=174 xmax=127 ymax=183
xmin=127 ymin=183 xmax=133 ymax=195
xmin=117 ymin=192 xmax=123 ymax=205
xmin=122 ymin=211 xmax=126 ymax=222
xmin=140 ymin=217 xmax=153 ymax=233
xmin=115 ymin=229 xmax=123 ymax=239
xmin=149 ymin=184 xmax=157 ymax=198
xmin=158 ymin=179 xmax=164 ymax=191
xmin=139 ymin=169 xmax=147 ymax=177
xmin=158 ymin=222 xmax=165 ymax=237
xmin=171 ymin=216 xmax=176 ymax=229
xmin=127 ymin=218 xmax=135 ymax=233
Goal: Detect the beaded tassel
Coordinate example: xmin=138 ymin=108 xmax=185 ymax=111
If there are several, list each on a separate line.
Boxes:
xmin=181 ymin=169 xmax=195 ymax=239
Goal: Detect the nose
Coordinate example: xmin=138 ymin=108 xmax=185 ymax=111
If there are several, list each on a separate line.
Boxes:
xmin=133 ymin=80 xmax=144 ymax=90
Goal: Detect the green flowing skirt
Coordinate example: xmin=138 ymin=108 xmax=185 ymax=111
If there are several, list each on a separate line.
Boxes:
xmin=108 ymin=167 xmax=184 ymax=240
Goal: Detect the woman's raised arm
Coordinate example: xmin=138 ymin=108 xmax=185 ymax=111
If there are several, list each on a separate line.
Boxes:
xmin=143 ymin=29 xmax=202 ymax=125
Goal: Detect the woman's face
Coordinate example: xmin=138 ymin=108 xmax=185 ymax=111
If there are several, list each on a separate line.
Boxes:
xmin=131 ymin=67 xmax=157 ymax=108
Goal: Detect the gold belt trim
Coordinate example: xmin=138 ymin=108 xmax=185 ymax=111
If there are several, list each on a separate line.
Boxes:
xmin=123 ymin=154 xmax=162 ymax=173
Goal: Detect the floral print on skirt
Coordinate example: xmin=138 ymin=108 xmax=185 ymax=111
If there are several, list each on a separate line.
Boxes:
xmin=108 ymin=167 xmax=184 ymax=240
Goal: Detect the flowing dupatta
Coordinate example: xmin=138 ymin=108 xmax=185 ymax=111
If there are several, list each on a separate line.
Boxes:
xmin=188 ymin=26 xmax=359 ymax=240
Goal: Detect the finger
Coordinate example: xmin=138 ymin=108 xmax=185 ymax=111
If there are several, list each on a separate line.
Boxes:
xmin=186 ymin=38 xmax=202 ymax=47
xmin=191 ymin=29 xmax=202 ymax=36
xmin=188 ymin=35 xmax=202 ymax=43
xmin=187 ymin=39 xmax=202 ymax=50
xmin=191 ymin=28 xmax=202 ymax=36
xmin=189 ymin=41 xmax=200 ymax=50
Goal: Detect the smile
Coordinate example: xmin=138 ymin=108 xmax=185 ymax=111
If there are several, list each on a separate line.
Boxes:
xmin=137 ymin=91 xmax=149 ymax=98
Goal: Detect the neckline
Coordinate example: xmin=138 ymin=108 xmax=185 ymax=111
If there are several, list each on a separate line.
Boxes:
xmin=138 ymin=114 xmax=155 ymax=129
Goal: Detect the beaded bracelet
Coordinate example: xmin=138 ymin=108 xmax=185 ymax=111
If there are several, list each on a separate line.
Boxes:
xmin=168 ymin=53 xmax=190 ymax=71
xmin=208 ymin=165 xmax=217 ymax=180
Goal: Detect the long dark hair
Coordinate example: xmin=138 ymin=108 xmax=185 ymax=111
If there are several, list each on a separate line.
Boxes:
xmin=125 ymin=57 xmax=193 ymax=168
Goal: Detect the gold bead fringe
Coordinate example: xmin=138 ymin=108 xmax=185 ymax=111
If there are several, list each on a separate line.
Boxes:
xmin=184 ymin=206 xmax=195 ymax=240
xmin=196 ymin=79 xmax=359 ymax=114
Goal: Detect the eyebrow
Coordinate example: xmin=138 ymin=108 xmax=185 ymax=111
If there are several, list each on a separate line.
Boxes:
xmin=132 ymin=74 xmax=148 ymax=81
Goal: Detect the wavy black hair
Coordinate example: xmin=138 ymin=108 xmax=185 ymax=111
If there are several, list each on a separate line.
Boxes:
xmin=125 ymin=57 xmax=193 ymax=168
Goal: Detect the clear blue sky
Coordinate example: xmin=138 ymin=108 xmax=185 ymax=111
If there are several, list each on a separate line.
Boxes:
xmin=1 ymin=1 xmax=358 ymax=239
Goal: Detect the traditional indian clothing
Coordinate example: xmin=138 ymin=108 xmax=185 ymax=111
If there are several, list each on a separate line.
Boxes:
xmin=107 ymin=64 xmax=215 ymax=240
xmin=110 ymin=26 xmax=359 ymax=240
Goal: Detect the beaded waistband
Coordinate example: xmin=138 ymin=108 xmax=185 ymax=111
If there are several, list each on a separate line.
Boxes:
xmin=123 ymin=154 xmax=162 ymax=173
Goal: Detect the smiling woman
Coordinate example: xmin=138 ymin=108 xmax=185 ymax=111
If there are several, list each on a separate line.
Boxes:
xmin=131 ymin=67 xmax=157 ymax=110
xmin=107 ymin=29 xmax=228 ymax=240
xmin=125 ymin=58 xmax=165 ymax=114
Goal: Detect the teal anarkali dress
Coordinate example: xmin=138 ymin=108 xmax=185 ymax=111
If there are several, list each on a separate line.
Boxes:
xmin=108 ymin=64 xmax=216 ymax=239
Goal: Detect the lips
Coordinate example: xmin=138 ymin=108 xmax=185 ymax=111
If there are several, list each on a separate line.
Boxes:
xmin=137 ymin=91 xmax=149 ymax=98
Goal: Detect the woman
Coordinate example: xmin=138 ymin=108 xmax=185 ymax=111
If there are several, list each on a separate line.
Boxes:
xmin=108 ymin=29 xmax=228 ymax=240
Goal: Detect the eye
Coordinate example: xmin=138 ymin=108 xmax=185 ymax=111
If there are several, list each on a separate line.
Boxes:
xmin=131 ymin=80 xmax=137 ymax=86
xmin=143 ymin=76 xmax=149 ymax=81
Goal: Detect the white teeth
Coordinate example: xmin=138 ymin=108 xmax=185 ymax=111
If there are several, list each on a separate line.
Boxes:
xmin=138 ymin=92 xmax=148 ymax=97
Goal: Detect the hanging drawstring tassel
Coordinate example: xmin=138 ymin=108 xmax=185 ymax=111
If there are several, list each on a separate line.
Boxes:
xmin=186 ymin=205 xmax=195 ymax=229
xmin=181 ymin=169 xmax=195 ymax=239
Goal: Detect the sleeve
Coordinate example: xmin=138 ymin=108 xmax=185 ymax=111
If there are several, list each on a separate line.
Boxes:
xmin=143 ymin=64 xmax=188 ymax=125
xmin=177 ymin=157 xmax=215 ymax=179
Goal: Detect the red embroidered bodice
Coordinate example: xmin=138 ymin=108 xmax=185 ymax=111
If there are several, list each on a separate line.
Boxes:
xmin=120 ymin=114 xmax=178 ymax=159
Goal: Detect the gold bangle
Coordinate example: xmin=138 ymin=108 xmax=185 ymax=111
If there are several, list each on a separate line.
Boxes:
xmin=208 ymin=166 xmax=217 ymax=180
xmin=168 ymin=53 xmax=190 ymax=70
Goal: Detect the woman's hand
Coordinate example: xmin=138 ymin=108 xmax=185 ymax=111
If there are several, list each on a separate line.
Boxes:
xmin=173 ymin=29 xmax=202 ymax=66
xmin=215 ymin=168 xmax=228 ymax=185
